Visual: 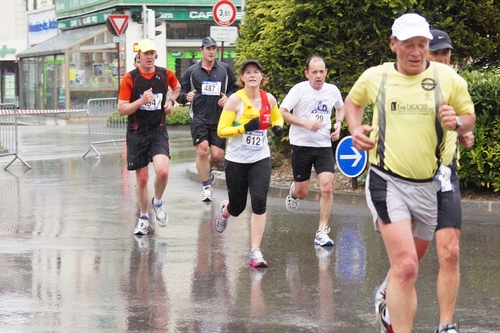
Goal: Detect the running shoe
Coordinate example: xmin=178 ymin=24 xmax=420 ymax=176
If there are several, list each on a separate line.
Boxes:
xmin=373 ymin=275 xmax=393 ymax=333
xmin=285 ymin=182 xmax=299 ymax=212
xmin=249 ymin=248 xmax=268 ymax=267
xmin=375 ymin=299 xmax=394 ymax=333
xmin=436 ymin=323 xmax=459 ymax=333
xmin=134 ymin=216 xmax=150 ymax=235
xmin=372 ymin=274 xmax=388 ymax=310
xmin=213 ymin=200 xmax=229 ymax=233
xmin=314 ymin=224 xmax=334 ymax=246
xmin=202 ymin=186 xmax=213 ymax=202
xmin=151 ymin=198 xmax=168 ymax=227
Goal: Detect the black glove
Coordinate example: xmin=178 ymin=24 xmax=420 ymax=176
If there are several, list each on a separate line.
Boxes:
xmin=271 ymin=125 xmax=283 ymax=137
xmin=244 ymin=117 xmax=261 ymax=132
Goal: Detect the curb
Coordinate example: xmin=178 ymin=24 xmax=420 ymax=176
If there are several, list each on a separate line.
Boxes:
xmin=185 ymin=163 xmax=500 ymax=213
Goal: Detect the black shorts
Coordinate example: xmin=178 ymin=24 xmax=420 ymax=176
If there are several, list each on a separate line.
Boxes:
xmin=436 ymin=170 xmax=462 ymax=231
xmin=126 ymin=129 xmax=170 ymax=170
xmin=190 ymin=122 xmax=226 ymax=150
xmin=291 ymin=145 xmax=335 ymax=182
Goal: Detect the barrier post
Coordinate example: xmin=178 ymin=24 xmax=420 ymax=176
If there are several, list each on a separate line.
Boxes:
xmin=83 ymin=98 xmax=125 ymax=158
xmin=0 ymin=104 xmax=31 ymax=170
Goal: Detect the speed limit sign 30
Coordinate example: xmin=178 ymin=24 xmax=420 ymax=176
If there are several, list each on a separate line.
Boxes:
xmin=213 ymin=0 xmax=237 ymax=26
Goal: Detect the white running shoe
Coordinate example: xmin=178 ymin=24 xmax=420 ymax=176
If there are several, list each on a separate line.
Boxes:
xmin=151 ymin=198 xmax=168 ymax=227
xmin=249 ymin=248 xmax=268 ymax=267
xmin=373 ymin=274 xmax=393 ymax=333
xmin=134 ymin=216 xmax=150 ymax=235
xmin=202 ymin=186 xmax=213 ymax=202
xmin=375 ymin=299 xmax=393 ymax=333
xmin=372 ymin=274 xmax=388 ymax=311
xmin=436 ymin=324 xmax=459 ymax=333
xmin=213 ymin=200 xmax=229 ymax=233
xmin=285 ymin=182 xmax=299 ymax=212
xmin=314 ymin=224 xmax=334 ymax=246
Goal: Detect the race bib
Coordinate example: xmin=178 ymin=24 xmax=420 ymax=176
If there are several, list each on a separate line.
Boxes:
xmin=434 ymin=165 xmax=453 ymax=192
xmin=140 ymin=93 xmax=163 ymax=111
xmin=201 ymin=81 xmax=222 ymax=95
xmin=308 ymin=112 xmax=328 ymax=128
xmin=309 ymin=101 xmax=329 ymax=128
xmin=242 ymin=130 xmax=265 ymax=150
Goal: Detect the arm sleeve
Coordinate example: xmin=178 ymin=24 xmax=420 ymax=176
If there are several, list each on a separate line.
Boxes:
xmin=270 ymin=105 xmax=284 ymax=127
xmin=217 ymin=110 xmax=246 ymax=138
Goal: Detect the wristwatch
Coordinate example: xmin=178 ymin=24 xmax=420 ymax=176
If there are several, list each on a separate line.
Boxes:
xmin=455 ymin=116 xmax=462 ymax=130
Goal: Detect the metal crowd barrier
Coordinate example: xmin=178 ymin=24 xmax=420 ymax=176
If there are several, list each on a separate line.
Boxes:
xmin=83 ymin=97 xmax=126 ymax=158
xmin=0 ymin=103 xmax=31 ymax=170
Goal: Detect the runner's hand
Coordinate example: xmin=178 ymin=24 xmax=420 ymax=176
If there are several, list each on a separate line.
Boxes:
xmin=244 ymin=117 xmax=261 ymax=132
xmin=271 ymin=126 xmax=283 ymax=137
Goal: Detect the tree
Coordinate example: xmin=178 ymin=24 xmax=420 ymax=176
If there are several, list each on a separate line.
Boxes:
xmin=237 ymin=0 xmax=500 ymax=99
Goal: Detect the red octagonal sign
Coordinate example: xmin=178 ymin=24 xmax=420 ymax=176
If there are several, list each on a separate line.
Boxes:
xmin=213 ymin=0 xmax=237 ymax=26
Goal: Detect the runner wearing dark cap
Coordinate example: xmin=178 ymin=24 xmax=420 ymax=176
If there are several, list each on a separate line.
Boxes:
xmin=177 ymin=36 xmax=237 ymax=202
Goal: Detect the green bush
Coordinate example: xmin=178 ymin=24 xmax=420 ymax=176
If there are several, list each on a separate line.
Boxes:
xmin=166 ymin=106 xmax=190 ymax=125
xmin=459 ymin=69 xmax=500 ymax=192
xmin=106 ymin=105 xmax=191 ymax=126
xmin=106 ymin=111 xmax=127 ymax=125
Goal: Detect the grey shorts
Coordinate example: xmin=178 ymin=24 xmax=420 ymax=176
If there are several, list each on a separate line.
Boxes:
xmin=366 ymin=167 xmax=440 ymax=241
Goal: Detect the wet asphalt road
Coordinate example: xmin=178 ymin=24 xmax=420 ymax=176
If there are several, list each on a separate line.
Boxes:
xmin=0 ymin=120 xmax=499 ymax=333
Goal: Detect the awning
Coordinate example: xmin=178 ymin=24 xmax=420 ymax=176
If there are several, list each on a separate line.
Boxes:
xmin=16 ymin=25 xmax=107 ymax=59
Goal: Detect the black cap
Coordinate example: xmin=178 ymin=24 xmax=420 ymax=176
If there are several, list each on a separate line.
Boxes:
xmin=429 ymin=29 xmax=454 ymax=51
xmin=240 ymin=60 xmax=263 ymax=73
xmin=201 ymin=36 xmax=217 ymax=48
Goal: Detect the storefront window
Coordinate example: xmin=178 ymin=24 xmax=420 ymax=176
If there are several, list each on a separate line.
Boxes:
xmin=69 ymin=30 xmax=121 ymax=91
xmin=19 ymin=27 xmax=120 ymax=110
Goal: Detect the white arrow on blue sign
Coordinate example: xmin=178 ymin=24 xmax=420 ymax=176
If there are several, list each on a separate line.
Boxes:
xmin=335 ymin=136 xmax=367 ymax=178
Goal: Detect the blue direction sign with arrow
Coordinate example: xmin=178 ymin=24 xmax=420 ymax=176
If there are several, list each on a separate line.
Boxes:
xmin=335 ymin=136 xmax=367 ymax=178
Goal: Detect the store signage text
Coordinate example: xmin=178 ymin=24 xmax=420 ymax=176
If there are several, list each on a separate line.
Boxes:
xmin=0 ymin=45 xmax=16 ymax=57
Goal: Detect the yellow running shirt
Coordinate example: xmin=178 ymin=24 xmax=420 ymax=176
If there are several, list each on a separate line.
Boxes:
xmin=348 ymin=61 xmax=474 ymax=180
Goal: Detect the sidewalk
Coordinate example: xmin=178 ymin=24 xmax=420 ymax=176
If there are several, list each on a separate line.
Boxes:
xmin=185 ymin=163 xmax=500 ymax=213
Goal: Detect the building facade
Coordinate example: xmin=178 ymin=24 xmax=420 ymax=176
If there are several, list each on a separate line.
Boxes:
xmin=0 ymin=0 xmax=29 ymax=106
xmin=14 ymin=0 xmax=242 ymax=110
